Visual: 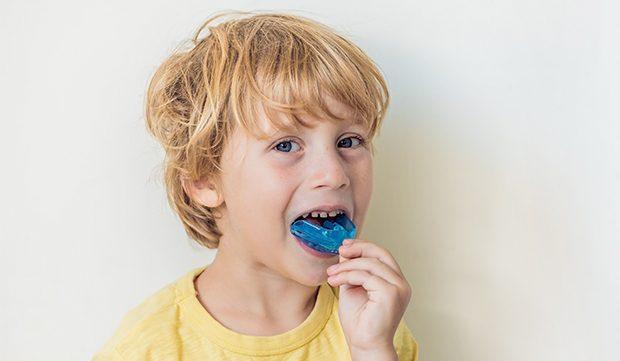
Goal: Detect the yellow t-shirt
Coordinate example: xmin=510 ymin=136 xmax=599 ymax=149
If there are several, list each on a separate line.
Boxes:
xmin=93 ymin=265 xmax=419 ymax=360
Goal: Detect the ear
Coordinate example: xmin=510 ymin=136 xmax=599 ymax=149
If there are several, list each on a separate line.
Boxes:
xmin=182 ymin=176 xmax=224 ymax=208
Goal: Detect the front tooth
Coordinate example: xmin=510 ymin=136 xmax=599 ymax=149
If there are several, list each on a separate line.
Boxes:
xmin=319 ymin=212 xmax=329 ymax=218
xmin=328 ymin=210 xmax=340 ymax=217
xmin=311 ymin=211 xmax=320 ymax=218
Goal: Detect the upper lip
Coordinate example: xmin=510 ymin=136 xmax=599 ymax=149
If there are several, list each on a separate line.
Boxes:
xmin=290 ymin=204 xmax=353 ymax=225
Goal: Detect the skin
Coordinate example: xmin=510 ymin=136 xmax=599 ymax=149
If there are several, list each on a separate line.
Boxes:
xmin=185 ymin=95 xmax=411 ymax=359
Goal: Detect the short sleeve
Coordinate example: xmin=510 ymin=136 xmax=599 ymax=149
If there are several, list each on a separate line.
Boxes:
xmin=393 ymin=318 xmax=419 ymax=361
xmin=92 ymin=347 xmax=125 ymax=361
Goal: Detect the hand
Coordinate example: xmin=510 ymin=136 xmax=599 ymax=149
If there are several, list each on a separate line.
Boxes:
xmin=326 ymin=238 xmax=412 ymax=357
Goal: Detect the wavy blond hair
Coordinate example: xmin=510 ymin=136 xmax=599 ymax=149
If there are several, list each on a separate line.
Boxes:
xmin=144 ymin=10 xmax=390 ymax=248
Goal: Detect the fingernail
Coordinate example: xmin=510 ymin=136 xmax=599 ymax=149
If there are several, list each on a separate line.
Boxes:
xmin=343 ymin=239 xmax=353 ymax=246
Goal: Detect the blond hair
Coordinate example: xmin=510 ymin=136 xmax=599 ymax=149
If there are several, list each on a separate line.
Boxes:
xmin=144 ymin=10 xmax=390 ymax=248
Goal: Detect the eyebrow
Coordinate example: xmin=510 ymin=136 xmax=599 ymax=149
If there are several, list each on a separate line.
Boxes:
xmin=261 ymin=121 xmax=369 ymax=141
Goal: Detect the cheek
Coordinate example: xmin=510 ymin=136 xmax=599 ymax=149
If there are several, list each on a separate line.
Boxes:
xmin=235 ymin=161 xmax=297 ymax=229
xmin=349 ymin=154 xmax=374 ymax=224
xmin=255 ymin=161 xmax=298 ymax=198
xmin=238 ymin=156 xmax=295 ymax=195
xmin=350 ymin=153 xmax=373 ymax=194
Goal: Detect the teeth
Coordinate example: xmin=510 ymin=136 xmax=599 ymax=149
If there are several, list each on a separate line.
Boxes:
xmin=301 ymin=209 xmax=344 ymax=219
xmin=312 ymin=211 xmax=327 ymax=218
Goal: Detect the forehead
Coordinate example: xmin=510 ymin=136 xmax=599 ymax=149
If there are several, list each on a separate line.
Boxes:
xmin=252 ymin=94 xmax=363 ymax=139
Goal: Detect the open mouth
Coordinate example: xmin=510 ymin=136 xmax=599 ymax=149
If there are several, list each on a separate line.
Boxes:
xmin=290 ymin=211 xmax=356 ymax=254
xmin=292 ymin=212 xmax=345 ymax=228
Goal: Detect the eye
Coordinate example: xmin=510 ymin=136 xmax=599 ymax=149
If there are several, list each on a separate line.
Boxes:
xmin=338 ymin=135 xmax=366 ymax=148
xmin=273 ymin=138 xmax=302 ymax=153
xmin=272 ymin=135 xmax=366 ymax=153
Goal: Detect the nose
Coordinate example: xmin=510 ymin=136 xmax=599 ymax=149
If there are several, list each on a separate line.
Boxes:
xmin=309 ymin=148 xmax=351 ymax=190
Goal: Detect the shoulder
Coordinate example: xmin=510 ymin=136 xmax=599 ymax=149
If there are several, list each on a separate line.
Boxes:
xmin=393 ymin=318 xmax=420 ymax=361
xmin=92 ymin=267 xmax=203 ymax=360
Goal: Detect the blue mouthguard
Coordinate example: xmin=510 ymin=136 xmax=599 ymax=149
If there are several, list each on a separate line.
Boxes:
xmin=290 ymin=212 xmax=357 ymax=254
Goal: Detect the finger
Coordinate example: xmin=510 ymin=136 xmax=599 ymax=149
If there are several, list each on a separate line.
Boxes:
xmin=326 ymin=256 xmax=404 ymax=287
xmin=338 ymin=239 xmax=404 ymax=276
xmin=327 ymin=269 xmax=396 ymax=299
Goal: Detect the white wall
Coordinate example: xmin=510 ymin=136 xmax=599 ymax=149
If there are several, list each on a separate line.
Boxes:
xmin=1 ymin=1 xmax=618 ymax=360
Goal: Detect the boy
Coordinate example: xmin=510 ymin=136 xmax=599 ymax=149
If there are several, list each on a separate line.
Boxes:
xmin=93 ymin=11 xmax=418 ymax=361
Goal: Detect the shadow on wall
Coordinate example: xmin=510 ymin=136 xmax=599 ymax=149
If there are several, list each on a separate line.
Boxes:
xmin=362 ymin=62 xmax=579 ymax=360
xmin=360 ymin=44 xmax=485 ymax=359
xmin=366 ymin=117 xmax=480 ymax=360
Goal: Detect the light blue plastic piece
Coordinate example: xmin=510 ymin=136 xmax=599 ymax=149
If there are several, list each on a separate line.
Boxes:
xmin=290 ymin=213 xmax=357 ymax=254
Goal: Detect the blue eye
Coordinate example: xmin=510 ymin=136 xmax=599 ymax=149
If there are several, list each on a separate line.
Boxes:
xmin=338 ymin=136 xmax=365 ymax=148
xmin=273 ymin=136 xmax=366 ymax=153
xmin=274 ymin=139 xmax=301 ymax=153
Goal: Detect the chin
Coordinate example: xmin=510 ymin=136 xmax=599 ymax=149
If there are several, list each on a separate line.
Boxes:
xmin=288 ymin=268 xmax=329 ymax=287
xmin=278 ymin=257 xmax=321 ymax=287
xmin=284 ymin=233 xmax=336 ymax=285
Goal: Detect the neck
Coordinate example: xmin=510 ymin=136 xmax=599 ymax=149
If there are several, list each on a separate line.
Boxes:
xmin=194 ymin=236 xmax=320 ymax=334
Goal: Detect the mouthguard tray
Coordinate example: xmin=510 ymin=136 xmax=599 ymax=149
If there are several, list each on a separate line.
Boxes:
xmin=290 ymin=213 xmax=356 ymax=254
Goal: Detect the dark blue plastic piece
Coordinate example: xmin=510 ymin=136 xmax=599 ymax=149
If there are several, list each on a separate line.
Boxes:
xmin=290 ymin=212 xmax=356 ymax=254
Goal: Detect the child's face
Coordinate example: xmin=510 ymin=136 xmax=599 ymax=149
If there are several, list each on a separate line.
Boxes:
xmin=211 ymin=96 xmax=373 ymax=286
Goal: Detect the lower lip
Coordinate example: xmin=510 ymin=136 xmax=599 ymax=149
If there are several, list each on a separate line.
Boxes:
xmin=294 ymin=235 xmax=337 ymax=258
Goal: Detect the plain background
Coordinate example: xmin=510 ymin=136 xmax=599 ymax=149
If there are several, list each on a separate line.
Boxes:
xmin=1 ymin=1 xmax=618 ymax=360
